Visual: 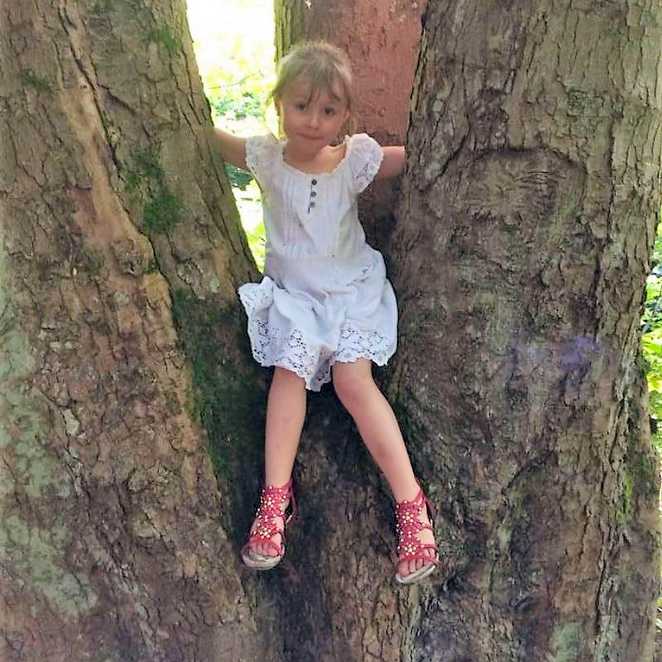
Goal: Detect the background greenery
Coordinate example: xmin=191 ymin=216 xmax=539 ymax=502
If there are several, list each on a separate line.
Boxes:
xmin=643 ymin=228 xmax=662 ymax=455
xmin=187 ymin=0 xmax=275 ymax=271
xmin=647 ymin=228 xmax=662 ymax=629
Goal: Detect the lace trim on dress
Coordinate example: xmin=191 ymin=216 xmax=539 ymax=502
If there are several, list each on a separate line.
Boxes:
xmin=246 ymin=323 xmax=393 ymax=391
xmin=240 ymin=284 xmax=394 ymax=391
xmin=334 ymin=327 xmax=392 ymax=366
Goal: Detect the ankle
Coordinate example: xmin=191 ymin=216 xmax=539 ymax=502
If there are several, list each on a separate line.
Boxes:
xmin=392 ymin=481 xmax=421 ymax=503
xmin=264 ymin=476 xmax=292 ymax=489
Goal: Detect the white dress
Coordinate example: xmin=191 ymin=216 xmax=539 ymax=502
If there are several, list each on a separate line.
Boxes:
xmin=238 ymin=132 xmax=398 ymax=391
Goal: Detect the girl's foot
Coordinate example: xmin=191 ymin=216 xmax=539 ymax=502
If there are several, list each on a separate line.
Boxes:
xmin=241 ymin=480 xmax=296 ymax=570
xmin=394 ymin=487 xmax=439 ymax=584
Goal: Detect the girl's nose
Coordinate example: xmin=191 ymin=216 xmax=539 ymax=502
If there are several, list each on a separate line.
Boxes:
xmin=308 ymin=110 xmax=321 ymax=128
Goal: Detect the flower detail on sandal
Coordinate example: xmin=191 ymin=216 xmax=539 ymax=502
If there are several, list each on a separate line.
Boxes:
xmin=394 ymin=487 xmax=438 ymax=585
xmin=241 ymin=479 xmax=297 ymax=571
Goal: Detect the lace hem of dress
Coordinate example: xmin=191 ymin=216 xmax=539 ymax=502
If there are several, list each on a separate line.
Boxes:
xmin=244 ymin=316 xmax=393 ymax=392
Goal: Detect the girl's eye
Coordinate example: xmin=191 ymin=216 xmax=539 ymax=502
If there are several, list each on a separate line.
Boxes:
xmin=295 ymin=103 xmax=307 ymax=111
xmin=324 ymin=107 xmax=336 ymax=116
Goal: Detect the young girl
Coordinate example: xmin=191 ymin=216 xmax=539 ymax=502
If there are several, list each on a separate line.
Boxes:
xmin=213 ymin=41 xmax=438 ymax=585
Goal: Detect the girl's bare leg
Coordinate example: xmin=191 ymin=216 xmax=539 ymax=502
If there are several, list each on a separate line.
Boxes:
xmin=248 ymin=366 xmax=306 ymax=557
xmin=331 ymin=359 xmax=437 ymax=577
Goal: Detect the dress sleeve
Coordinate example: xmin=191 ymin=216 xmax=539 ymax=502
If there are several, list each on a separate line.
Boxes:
xmin=347 ymin=133 xmax=384 ymax=194
xmin=244 ymin=133 xmax=279 ymax=184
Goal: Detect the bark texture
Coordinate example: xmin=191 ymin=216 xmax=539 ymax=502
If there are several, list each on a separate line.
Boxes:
xmin=388 ymin=2 xmax=662 ymax=660
xmin=275 ymin=0 xmax=425 ymax=142
xmin=275 ymin=1 xmax=662 ymax=661
xmin=0 ymin=1 xmax=275 ymax=660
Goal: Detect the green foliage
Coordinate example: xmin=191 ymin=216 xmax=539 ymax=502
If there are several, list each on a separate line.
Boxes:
xmin=242 ymin=219 xmax=266 ymax=272
xmin=224 ymin=163 xmax=253 ymax=191
xmin=211 ymin=90 xmax=264 ymax=123
xmin=187 ymin=0 xmax=274 ymax=269
xmin=639 ymin=220 xmax=661 ymax=644
xmin=642 ymin=223 xmax=662 ymax=453
xmin=233 ymin=181 xmax=266 ymax=270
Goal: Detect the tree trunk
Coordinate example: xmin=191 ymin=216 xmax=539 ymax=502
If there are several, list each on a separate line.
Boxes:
xmin=3 ymin=1 xmax=661 ymax=661
xmin=274 ymin=0 xmax=425 ymax=142
xmin=276 ymin=1 xmax=662 ymax=661
xmin=0 ymin=1 xmax=274 ymax=660
xmin=388 ymin=2 xmax=661 ymax=660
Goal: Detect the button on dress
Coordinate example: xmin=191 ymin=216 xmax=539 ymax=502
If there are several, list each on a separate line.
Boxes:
xmin=238 ymin=132 xmax=398 ymax=391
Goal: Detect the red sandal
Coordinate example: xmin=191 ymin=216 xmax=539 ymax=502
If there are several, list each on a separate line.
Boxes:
xmin=241 ymin=479 xmax=296 ymax=570
xmin=394 ymin=486 xmax=438 ymax=584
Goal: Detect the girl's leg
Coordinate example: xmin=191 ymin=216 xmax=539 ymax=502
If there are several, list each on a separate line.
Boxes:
xmin=249 ymin=366 xmax=306 ymax=557
xmin=264 ymin=367 xmax=307 ymax=485
xmin=331 ymin=359 xmax=436 ymax=577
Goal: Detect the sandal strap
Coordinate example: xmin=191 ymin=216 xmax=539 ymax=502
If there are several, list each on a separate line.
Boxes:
xmin=395 ymin=486 xmax=439 ymax=564
xmin=247 ymin=479 xmax=296 ymax=555
xmin=259 ymin=479 xmax=296 ymax=513
xmin=397 ymin=544 xmax=438 ymax=563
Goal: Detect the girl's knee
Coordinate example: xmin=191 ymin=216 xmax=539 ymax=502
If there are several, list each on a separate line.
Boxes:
xmin=332 ymin=363 xmax=375 ymax=406
xmin=272 ymin=367 xmax=306 ymax=387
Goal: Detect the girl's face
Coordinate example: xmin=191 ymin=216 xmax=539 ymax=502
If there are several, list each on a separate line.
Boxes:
xmin=277 ymin=76 xmax=350 ymax=152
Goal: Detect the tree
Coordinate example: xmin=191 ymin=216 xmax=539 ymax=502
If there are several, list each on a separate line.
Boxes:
xmin=1 ymin=1 xmax=660 ymax=662
xmin=0 ymin=1 xmax=267 ymax=660
xmin=276 ymin=0 xmax=661 ymax=660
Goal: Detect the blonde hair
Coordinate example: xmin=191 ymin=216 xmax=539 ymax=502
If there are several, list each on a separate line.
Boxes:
xmin=270 ymin=40 xmax=355 ymax=136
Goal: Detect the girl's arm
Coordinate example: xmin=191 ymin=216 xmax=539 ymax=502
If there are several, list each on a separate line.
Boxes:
xmin=210 ymin=127 xmax=248 ymax=170
xmin=376 ymin=146 xmax=406 ymax=180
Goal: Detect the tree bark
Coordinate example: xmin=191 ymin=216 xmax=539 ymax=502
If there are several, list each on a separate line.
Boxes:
xmin=276 ymin=1 xmax=662 ymax=661
xmin=388 ymin=2 xmax=662 ymax=660
xmin=0 ymin=1 xmax=273 ymax=660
